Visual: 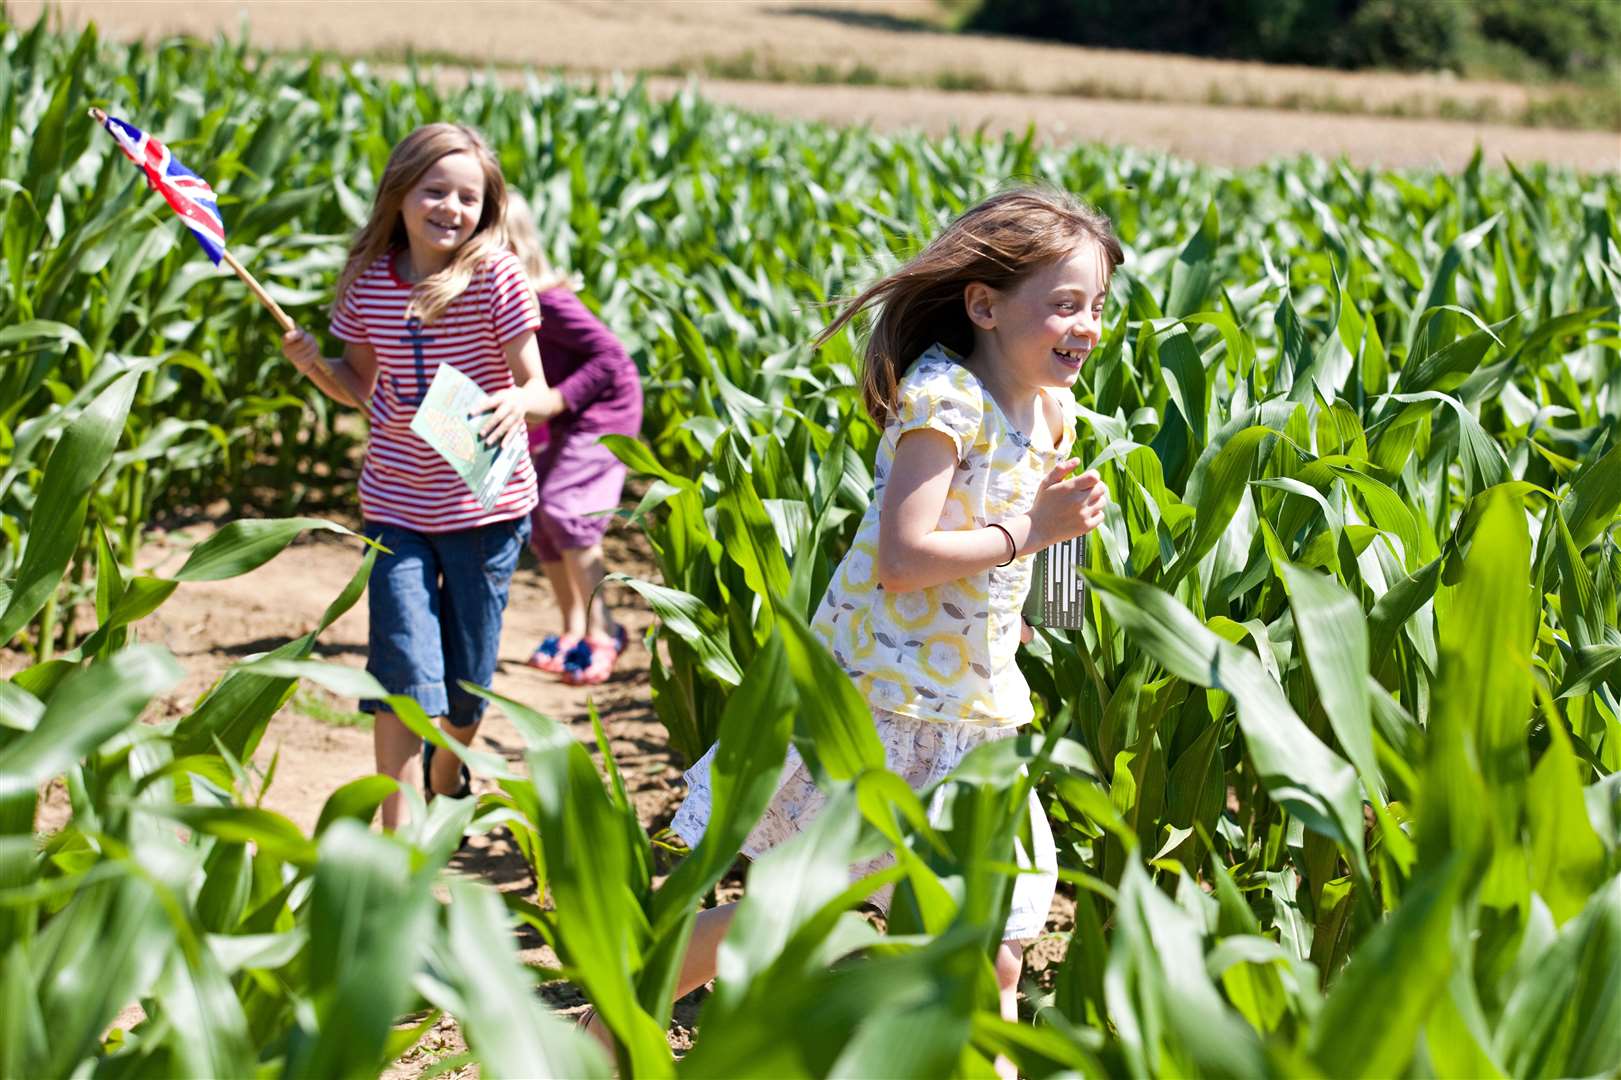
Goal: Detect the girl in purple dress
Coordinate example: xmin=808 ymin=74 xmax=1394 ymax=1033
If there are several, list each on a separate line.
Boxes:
xmin=503 ymin=194 xmax=644 ymax=685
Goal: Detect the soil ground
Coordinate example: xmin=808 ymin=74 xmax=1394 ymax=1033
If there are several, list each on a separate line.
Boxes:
xmin=15 ymin=0 xmax=1621 ymax=172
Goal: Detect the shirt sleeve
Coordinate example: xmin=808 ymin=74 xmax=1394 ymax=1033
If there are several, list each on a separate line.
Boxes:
xmin=541 ymin=290 xmax=632 ymax=416
xmin=891 ymin=360 xmax=983 ymax=462
xmin=329 ymin=280 xmax=369 ymax=344
xmin=484 ymin=251 xmax=543 ymax=346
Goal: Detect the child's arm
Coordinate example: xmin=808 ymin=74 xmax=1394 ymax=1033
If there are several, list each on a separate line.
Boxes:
xmin=472 ymin=332 xmax=565 ymax=445
xmin=282 ymin=329 xmax=377 ymax=408
xmin=540 ymin=291 xmax=631 ymax=418
xmin=877 ymin=429 xmax=1108 ymax=594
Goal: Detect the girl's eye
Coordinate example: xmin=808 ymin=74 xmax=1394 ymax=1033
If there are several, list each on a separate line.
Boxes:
xmin=1056 ymin=301 xmax=1076 ymax=312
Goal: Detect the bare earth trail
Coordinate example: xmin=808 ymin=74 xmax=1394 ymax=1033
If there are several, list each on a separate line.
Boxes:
xmin=115 ymin=521 xmax=677 ymax=841
xmin=18 ymin=0 xmax=1620 ymax=172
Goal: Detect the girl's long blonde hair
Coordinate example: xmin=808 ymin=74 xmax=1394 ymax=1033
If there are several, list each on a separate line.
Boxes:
xmin=333 ymin=123 xmax=509 ymax=324
xmin=499 ymin=191 xmax=573 ymax=293
xmin=815 ymin=187 xmax=1124 ymax=424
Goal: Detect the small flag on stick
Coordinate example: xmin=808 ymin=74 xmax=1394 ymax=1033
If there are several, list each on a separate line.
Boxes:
xmin=89 ymin=107 xmax=295 ymax=334
xmin=95 ymin=109 xmax=226 ymax=265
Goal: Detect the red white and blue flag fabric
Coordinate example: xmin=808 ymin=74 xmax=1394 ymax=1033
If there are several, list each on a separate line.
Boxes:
xmin=98 ymin=112 xmax=226 ymax=265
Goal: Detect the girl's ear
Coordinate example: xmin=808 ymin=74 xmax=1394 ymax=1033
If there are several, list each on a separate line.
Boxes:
xmin=965 ymin=281 xmax=998 ymax=330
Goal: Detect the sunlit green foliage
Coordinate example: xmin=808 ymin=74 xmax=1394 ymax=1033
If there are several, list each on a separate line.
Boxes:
xmin=3 ymin=9 xmax=1620 ymax=1078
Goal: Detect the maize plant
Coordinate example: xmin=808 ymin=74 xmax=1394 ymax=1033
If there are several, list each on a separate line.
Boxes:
xmin=3 ymin=6 xmax=1621 ymax=1078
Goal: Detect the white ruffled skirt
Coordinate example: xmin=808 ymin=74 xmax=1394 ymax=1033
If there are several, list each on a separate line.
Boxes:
xmin=670 ymin=707 xmax=1058 ymax=941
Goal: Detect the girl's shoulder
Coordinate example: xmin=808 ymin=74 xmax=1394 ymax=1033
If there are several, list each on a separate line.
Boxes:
xmin=332 ymin=250 xmax=405 ymax=328
xmin=469 ymin=248 xmax=541 ymax=327
xmin=897 ymin=343 xmax=982 ymax=406
xmin=890 ymin=344 xmax=984 ymax=455
xmin=472 ymin=246 xmax=528 ymax=287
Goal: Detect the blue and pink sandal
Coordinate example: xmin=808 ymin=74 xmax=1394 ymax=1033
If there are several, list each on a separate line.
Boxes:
xmin=561 ymin=625 xmax=629 ymax=686
xmin=526 ymin=633 xmax=581 ymax=674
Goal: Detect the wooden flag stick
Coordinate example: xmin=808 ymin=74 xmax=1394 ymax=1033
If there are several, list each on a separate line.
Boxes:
xmin=219 ymin=248 xmax=295 ymax=333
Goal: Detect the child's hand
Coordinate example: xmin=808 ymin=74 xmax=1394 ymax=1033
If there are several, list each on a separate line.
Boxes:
xmin=281 ymin=329 xmax=323 ymax=376
xmin=1028 ymin=461 xmax=1110 ymax=549
xmin=472 ymin=387 xmax=528 ymax=447
xmin=1021 ymin=617 xmax=1034 ymax=644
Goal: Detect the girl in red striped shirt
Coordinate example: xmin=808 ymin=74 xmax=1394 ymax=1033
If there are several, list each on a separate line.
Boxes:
xmin=282 ymin=123 xmax=563 ymax=829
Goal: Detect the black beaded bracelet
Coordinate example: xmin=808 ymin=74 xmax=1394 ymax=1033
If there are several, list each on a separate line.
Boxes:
xmin=989 ymin=522 xmax=1017 ymax=567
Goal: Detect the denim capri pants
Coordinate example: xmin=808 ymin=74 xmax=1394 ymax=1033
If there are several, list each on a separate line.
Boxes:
xmin=360 ymin=515 xmax=530 ymax=727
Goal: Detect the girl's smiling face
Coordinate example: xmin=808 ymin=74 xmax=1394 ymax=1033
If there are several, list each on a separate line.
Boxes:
xmin=968 ymin=240 xmax=1111 ymax=395
xmin=399 ymin=151 xmax=486 ymax=274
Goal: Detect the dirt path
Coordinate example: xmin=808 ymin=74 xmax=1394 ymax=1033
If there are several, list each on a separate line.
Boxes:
xmin=59 ymin=516 xmax=675 ymax=841
xmin=18 ymin=0 xmax=1619 ymax=171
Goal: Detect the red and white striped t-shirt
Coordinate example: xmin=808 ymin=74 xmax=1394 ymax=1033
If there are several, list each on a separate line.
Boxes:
xmin=330 ymin=248 xmax=541 ymax=532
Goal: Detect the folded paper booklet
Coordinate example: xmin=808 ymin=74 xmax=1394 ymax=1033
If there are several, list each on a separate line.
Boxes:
xmin=409 ymin=363 xmax=526 ymax=510
xmin=1023 ymin=535 xmax=1088 ymax=630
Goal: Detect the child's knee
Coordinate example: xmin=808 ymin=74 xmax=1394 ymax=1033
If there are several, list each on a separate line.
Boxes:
xmin=995 ymin=941 xmax=1023 ymax=990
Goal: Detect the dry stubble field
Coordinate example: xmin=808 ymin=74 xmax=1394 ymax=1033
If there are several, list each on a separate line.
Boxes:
xmin=16 ymin=0 xmax=1621 ymax=171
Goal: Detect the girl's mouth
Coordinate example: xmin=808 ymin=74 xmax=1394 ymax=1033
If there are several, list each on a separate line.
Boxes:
xmin=1052 ymin=347 xmax=1089 ymax=369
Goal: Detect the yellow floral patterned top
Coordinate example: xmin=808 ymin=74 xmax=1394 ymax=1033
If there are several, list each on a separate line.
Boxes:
xmin=811 ymin=344 xmax=1077 ymax=727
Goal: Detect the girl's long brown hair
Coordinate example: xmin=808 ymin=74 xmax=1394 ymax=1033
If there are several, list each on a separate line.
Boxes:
xmin=333 ymin=123 xmax=509 ymax=324
xmin=815 ymin=187 xmax=1124 ymax=424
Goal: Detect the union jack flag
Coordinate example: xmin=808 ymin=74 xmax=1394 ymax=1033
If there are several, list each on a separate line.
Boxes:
xmin=98 ymin=112 xmax=226 ymax=265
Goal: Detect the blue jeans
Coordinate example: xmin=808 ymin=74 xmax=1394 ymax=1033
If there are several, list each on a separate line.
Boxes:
xmin=361 ymin=516 xmax=530 ymax=727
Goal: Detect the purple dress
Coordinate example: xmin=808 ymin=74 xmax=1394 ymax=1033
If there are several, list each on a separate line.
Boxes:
xmin=527 ymin=287 xmax=644 ymax=560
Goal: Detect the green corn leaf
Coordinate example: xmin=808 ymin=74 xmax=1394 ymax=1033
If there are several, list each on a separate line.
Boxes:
xmin=1087 ymin=571 xmax=1368 ymax=879
xmin=1526 ymin=717 xmax=1608 ymax=925
xmin=771 ymin=596 xmax=883 ymax=781
xmin=170 ymin=544 xmax=376 ymax=761
xmin=1106 ymin=859 xmax=1268 ymax=1078
xmin=1424 ymin=487 xmax=1535 ymax=905
xmin=476 ymin=686 xmax=673 ymax=1078
xmin=425 ymin=880 xmax=611 ymax=1079
xmin=149 ymin=934 xmax=257 ymax=1079
xmin=604 ymin=573 xmax=743 ymax=686
xmin=0 ymin=644 xmax=180 ymax=796
xmin=1308 ymin=857 xmax=1470 ymax=1078
xmin=1563 ymin=442 xmax=1621 ymax=552
xmin=284 ymin=822 xmax=437 ymax=1079
xmin=0 ymin=320 xmax=88 ymax=353
xmin=1277 ymin=562 xmax=1382 ymax=798
xmin=0 ymin=366 xmax=142 ymax=646
xmin=1493 ymin=874 xmax=1621 ymax=1079
xmin=653 ymin=632 xmax=793 ymax=929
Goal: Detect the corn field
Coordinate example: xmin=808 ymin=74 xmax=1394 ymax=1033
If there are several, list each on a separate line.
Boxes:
xmin=3 ymin=11 xmax=1620 ymax=1078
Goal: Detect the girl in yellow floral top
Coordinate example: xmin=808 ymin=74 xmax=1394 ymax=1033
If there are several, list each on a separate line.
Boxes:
xmin=607 ymin=189 xmax=1119 ymax=1069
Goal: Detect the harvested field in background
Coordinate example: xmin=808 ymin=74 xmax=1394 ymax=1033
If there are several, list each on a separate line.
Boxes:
xmin=15 ymin=0 xmax=1620 ymax=172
